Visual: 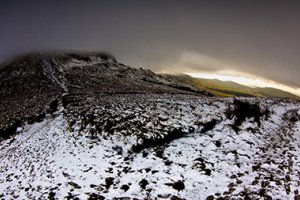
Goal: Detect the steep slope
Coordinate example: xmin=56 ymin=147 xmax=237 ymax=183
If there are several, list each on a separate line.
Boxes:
xmin=0 ymin=52 xmax=207 ymax=139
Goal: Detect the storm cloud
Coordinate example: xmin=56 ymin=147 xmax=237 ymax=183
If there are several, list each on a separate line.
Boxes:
xmin=1 ymin=0 xmax=300 ymax=88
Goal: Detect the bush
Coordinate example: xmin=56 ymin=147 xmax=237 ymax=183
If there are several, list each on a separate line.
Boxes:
xmin=227 ymin=99 xmax=265 ymax=128
xmin=0 ymin=120 xmax=21 ymax=140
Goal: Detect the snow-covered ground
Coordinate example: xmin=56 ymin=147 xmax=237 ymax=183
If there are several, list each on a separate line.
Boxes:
xmin=0 ymin=95 xmax=300 ymax=199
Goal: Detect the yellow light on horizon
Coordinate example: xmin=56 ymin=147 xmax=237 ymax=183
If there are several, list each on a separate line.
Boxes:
xmin=187 ymin=72 xmax=300 ymax=97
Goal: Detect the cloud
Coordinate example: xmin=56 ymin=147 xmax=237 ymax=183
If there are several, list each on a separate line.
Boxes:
xmin=158 ymin=52 xmax=226 ymax=74
xmin=0 ymin=0 xmax=299 ymax=88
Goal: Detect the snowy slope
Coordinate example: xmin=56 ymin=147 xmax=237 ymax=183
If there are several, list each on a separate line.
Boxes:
xmin=1 ymin=95 xmax=299 ymax=199
xmin=0 ymin=52 xmax=207 ymax=136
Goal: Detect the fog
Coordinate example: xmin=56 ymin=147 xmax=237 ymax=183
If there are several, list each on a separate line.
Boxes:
xmin=1 ymin=0 xmax=300 ymax=88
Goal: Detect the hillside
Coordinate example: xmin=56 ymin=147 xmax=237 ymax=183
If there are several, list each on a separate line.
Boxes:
xmin=0 ymin=52 xmax=300 ymax=199
xmin=163 ymin=74 xmax=300 ymax=100
xmin=0 ymin=52 xmax=206 ymax=139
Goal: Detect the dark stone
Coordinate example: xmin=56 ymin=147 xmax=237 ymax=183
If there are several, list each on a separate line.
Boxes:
xmin=206 ymin=195 xmax=214 ymax=200
xmin=105 ymin=177 xmax=114 ymax=190
xmin=88 ymin=193 xmax=105 ymax=200
xmin=48 ymin=191 xmax=56 ymax=200
xmin=171 ymin=195 xmax=185 ymax=200
xmin=171 ymin=181 xmax=185 ymax=191
xmin=120 ymin=184 xmax=130 ymax=192
xmin=68 ymin=182 xmax=81 ymax=189
xmin=205 ymin=169 xmax=212 ymax=176
xmin=214 ymin=140 xmax=222 ymax=147
xmin=139 ymin=179 xmax=148 ymax=190
xmin=164 ymin=160 xmax=173 ymax=166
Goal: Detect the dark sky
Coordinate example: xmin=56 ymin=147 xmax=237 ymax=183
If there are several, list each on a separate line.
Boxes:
xmin=1 ymin=0 xmax=300 ymax=88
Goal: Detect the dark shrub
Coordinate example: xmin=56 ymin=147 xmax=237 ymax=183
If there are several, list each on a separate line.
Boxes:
xmin=166 ymin=180 xmax=185 ymax=191
xmin=48 ymin=99 xmax=59 ymax=113
xmin=227 ymin=99 xmax=264 ymax=128
xmin=0 ymin=120 xmax=21 ymax=140
xmin=283 ymin=110 xmax=300 ymax=123
xmin=131 ymin=128 xmax=184 ymax=153
xmin=200 ymin=119 xmax=219 ymax=133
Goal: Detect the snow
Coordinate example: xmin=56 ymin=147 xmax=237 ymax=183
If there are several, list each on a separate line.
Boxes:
xmin=0 ymin=95 xmax=300 ymax=199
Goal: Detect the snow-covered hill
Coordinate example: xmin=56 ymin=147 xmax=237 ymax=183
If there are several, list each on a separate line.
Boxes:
xmin=0 ymin=51 xmax=207 ymax=139
xmin=0 ymin=52 xmax=300 ymax=199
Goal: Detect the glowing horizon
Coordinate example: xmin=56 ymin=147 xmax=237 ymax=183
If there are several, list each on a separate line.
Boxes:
xmin=186 ymin=71 xmax=300 ymax=97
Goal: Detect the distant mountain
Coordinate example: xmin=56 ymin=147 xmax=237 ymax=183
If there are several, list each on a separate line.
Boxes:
xmin=163 ymin=74 xmax=300 ymax=100
xmin=253 ymin=87 xmax=300 ymax=99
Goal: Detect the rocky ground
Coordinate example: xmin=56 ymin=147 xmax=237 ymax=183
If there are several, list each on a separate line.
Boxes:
xmin=0 ymin=94 xmax=300 ymax=200
xmin=0 ymin=51 xmax=206 ymax=140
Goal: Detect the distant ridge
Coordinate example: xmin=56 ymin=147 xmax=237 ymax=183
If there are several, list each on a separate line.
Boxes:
xmin=163 ymin=74 xmax=300 ymax=100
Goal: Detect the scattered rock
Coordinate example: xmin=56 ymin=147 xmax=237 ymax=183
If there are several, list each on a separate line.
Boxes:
xmin=139 ymin=179 xmax=149 ymax=190
xmin=88 ymin=193 xmax=105 ymax=200
xmin=206 ymin=195 xmax=214 ymax=200
xmin=105 ymin=177 xmax=114 ymax=190
xmin=121 ymin=184 xmax=130 ymax=192
xmin=68 ymin=182 xmax=81 ymax=189
xmin=166 ymin=180 xmax=185 ymax=191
